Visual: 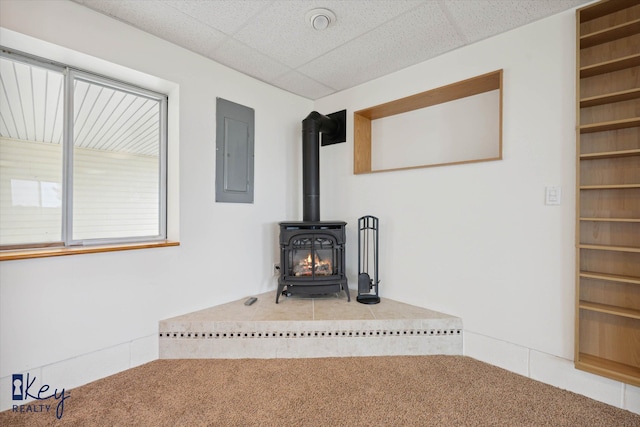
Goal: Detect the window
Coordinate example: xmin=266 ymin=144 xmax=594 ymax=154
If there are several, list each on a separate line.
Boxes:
xmin=0 ymin=48 xmax=168 ymax=250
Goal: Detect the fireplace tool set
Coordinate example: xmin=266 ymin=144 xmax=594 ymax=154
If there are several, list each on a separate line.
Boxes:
xmin=357 ymin=215 xmax=380 ymax=304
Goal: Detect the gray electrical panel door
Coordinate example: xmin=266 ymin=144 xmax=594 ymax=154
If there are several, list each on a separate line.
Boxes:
xmin=215 ymin=98 xmax=254 ymax=203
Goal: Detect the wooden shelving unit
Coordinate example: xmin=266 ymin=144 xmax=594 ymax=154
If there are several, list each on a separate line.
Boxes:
xmin=575 ymin=0 xmax=640 ymax=387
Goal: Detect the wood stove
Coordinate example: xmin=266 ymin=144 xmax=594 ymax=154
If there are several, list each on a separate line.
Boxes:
xmin=277 ymin=221 xmax=348 ymax=303
xmin=276 ymin=110 xmax=349 ymax=303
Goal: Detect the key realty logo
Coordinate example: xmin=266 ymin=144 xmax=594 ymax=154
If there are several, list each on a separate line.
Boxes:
xmin=11 ymin=373 xmax=70 ymax=419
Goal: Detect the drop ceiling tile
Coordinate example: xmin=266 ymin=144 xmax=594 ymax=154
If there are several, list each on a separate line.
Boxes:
xmin=212 ymin=38 xmax=292 ymax=83
xmin=163 ymin=0 xmax=270 ymax=35
xmin=443 ymin=0 xmax=588 ymax=43
xmin=232 ymin=0 xmax=424 ymax=68
xmin=75 ymin=0 xmax=227 ymax=57
xmin=298 ymin=2 xmax=463 ymax=92
xmin=71 ymin=0 xmax=592 ymax=99
xmin=272 ymin=70 xmax=335 ymax=100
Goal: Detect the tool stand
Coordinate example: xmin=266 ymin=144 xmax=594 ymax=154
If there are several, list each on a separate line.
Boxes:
xmin=357 ymin=215 xmax=380 ymax=304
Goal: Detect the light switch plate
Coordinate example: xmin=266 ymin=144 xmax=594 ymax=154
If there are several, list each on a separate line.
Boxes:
xmin=545 ymin=186 xmax=561 ymax=205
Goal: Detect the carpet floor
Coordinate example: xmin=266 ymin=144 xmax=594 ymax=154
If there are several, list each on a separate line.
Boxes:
xmin=1 ymin=355 xmax=638 ymax=426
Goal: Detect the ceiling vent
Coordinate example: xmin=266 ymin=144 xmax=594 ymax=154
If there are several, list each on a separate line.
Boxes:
xmin=306 ymin=8 xmax=336 ymax=31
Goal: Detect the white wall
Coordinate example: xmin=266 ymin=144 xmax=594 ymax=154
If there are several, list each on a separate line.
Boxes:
xmin=371 ymin=89 xmax=500 ymax=170
xmin=0 ymin=0 xmax=311 ymax=410
xmin=314 ymin=7 xmax=639 ymax=413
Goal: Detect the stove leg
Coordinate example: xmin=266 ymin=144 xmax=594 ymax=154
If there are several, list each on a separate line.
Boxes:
xmin=276 ymin=282 xmax=285 ymax=303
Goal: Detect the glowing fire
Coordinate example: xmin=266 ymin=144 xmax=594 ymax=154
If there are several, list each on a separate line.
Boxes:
xmin=293 ymin=252 xmax=332 ymax=276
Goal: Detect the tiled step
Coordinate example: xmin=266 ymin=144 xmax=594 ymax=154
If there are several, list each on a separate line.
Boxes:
xmin=159 ymin=291 xmax=462 ymax=359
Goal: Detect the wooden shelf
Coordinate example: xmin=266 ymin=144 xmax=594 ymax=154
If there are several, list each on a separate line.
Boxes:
xmin=580 ymin=217 xmax=640 ymax=223
xmin=580 ymin=88 xmax=640 ymax=108
xmin=580 ymin=301 xmax=640 ymax=319
xmin=0 ymin=240 xmax=180 ymax=261
xmin=579 ymin=117 xmax=640 ymax=134
xmin=580 ymin=18 xmax=640 ymax=48
xmin=576 ymin=353 xmax=640 ymax=387
xmin=579 ymin=0 xmax=639 ymax=23
xmin=579 ymin=183 xmax=640 ymax=190
xmin=578 ymin=244 xmax=640 ymax=253
xmin=580 ymin=148 xmax=640 ymax=159
xmin=579 ymin=53 xmax=640 ymax=78
xmin=579 ymin=271 xmax=640 ymax=285
xmin=355 ymin=70 xmax=501 ymax=121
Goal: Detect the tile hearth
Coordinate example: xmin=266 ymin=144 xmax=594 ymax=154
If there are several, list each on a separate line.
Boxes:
xmin=159 ymin=290 xmax=462 ymax=359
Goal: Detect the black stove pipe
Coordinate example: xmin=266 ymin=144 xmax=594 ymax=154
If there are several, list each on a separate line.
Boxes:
xmin=302 ymin=111 xmax=341 ymax=222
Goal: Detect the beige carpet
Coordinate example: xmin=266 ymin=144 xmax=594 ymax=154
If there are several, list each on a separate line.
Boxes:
xmin=2 ymin=356 xmax=638 ymax=426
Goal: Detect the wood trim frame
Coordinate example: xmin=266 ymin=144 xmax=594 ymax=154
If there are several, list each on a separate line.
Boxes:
xmin=353 ymin=69 xmax=503 ymax=174
xmin=0 ymin=240 xmax=180 ymax=261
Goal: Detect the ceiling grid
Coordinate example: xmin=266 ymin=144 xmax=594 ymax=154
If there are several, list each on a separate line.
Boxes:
xmin=72 ymin=0 xmax=590 ymax=100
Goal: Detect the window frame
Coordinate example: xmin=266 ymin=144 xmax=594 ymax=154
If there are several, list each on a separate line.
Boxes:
xmin=0 ymin=47 xmax=170 ymax=256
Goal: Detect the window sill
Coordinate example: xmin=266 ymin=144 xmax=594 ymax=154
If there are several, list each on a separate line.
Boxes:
xmin=0 ymin=241 xmax=180 ymax=261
